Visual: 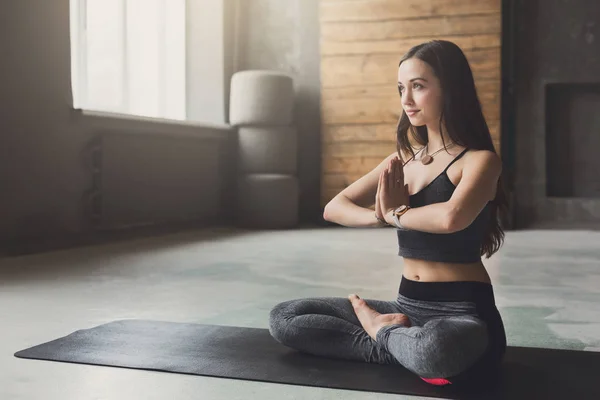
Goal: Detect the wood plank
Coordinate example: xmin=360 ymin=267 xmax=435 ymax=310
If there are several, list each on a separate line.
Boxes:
xmin=493 ymin=139 xmax=501 ymax=156
xmin=321 ymin=48 xmax=500 ymax=88
xmin=322 ymin=124 xmax=398 ymax=142
xmin=322 ymin=155 xmax=388 ymax=173
xmin=322 ymin=96 xmax=400 ymax=124
xmin=322 ymin=172 xmax=368 ymax=189
xmin=321 ymin=34 xmax=500 ymax=56
xmin=320 ymin=0 xmax=501 ymax=23
xmin=320 ymin=88 xmax=500 ymax=105
xmin=322 ymin=93 xmax=499 ymax=125
xmin=477 ymin=80 xmax=501 ymax=104
xmin=489 ymin=121 xmax=500 ymax=140
xmin=322 ymin=80 xmax=500 ymax=102
xmin=322 ymin=120 xmax=499 ymax=145
xmin=322 ymin=141 xmax=397 ymax=158
xmin=322 ymin=85 xmax=398 ymax=100
xmin=322 ymin=13 xmax=500 ymax=42
xmin=322 ymin=121 xmax=498 ymax=141
xmin=482 ymin=99 xmax=499 ymax=124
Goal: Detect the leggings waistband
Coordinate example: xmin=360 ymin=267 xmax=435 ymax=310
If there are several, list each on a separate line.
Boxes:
xmin=399 ymin=276 xmax=496 ymax=304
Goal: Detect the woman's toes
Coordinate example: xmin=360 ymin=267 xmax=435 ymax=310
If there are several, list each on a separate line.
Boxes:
xmin=348 ymin=294 xmax=365 ymax=309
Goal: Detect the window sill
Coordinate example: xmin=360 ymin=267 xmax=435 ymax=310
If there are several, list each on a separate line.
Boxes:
xmin=72 ymin=108 xmax=234 ymax=140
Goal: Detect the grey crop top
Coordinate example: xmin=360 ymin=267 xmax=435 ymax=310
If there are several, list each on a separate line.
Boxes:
xmin=396 ymin=148 xmax=491 ymax=263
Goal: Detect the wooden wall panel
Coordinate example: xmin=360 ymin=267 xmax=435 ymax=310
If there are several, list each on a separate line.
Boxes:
xmin=321 ymin=48 xmax=500 ymax=88
xmin=320 ymin=0 xmax=500 ymax=22
xmin=320 ymin=0 xmax=502 ymax=207
xmin=322 ymin=14 xmax=501 ymax=42
xmin=321 ymin=34 xmax=500 ymax=56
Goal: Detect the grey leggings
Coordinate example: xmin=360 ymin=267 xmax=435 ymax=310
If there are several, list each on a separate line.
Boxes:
xmin=268 ymin=278 xmax=506 ymax=383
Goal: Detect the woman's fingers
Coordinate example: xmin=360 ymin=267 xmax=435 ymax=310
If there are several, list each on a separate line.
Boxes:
xmin=388 ymin=158 xmax=399 ymax=188
xmin=378 ymin=168 xmax=384 ymax=196
xmin=382 ymin=170 xmax=389 ymax=212
xmin=388 ymin=158 xmax=395 ymax=174
xmin=388 ymin=161 xmax=396 ymax=188
xmin=376 ymin=169 xmax=383 ymax=214
xmin=395 ymin=159 xmax=403 ymax=187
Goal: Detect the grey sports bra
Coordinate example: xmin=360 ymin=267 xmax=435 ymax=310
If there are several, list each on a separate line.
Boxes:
xmin=396 ymin=148 xmax=491 ymax=263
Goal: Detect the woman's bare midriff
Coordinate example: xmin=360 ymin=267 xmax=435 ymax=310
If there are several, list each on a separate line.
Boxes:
xmin=402 ymin=258 xmax=492 ymax=284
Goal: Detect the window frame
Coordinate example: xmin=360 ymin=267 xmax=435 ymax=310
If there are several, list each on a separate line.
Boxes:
xmin=70 ymin=0 xmax=186 ymax=120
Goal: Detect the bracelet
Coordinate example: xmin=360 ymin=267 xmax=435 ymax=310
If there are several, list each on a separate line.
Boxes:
xmin=392 ymin=210 xmax=406 ymax=229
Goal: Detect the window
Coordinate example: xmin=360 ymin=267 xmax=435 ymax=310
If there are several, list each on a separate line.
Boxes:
xmin=70 ymin=0 xmax=186 ymax=120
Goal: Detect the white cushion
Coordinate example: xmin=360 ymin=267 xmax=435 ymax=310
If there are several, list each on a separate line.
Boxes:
xmin=229 ymin=70 xmax=294 ymax=126
xmin=238 ymin=126 xmax=297 ymax=174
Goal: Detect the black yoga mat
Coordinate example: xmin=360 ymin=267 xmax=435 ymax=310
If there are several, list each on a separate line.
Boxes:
xmin=14 ymin=320 xmax=600 ymax=400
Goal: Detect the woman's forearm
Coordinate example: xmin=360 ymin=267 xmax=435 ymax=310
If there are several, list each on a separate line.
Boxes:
xmin=323 ymin=196 xmax=385 ymax=228
xmin=384 ymin=202 xmax=455 ymax=234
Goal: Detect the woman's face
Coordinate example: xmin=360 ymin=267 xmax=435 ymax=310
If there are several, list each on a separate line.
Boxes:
xmin=397 ymin=58 xmax=443 ymax=127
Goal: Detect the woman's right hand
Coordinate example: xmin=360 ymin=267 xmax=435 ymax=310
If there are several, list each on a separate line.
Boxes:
xmin=376 ymin=155 xmax=408 ymax=225
xmin=375 ymin=162 xmax=391 ymax=225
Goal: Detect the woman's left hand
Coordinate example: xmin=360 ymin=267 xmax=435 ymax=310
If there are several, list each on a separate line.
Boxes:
xmin=379 ymin=157 xmax=409 ymax=222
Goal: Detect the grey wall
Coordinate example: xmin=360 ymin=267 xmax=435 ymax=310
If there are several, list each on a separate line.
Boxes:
xmin=236 ymin=0 xmax=322 ymax=222
xmin=0 ymin=0 xmax=322 ymax=250
xmin=0 ymin=0 xmax=233 ymax=247
xmin=0 ymin=0 xmax=90 ymax=241
xmin=77 ymin=114 xmax=234 ymax=232
xmin=511 ymin=0 xmax=600 ymax=227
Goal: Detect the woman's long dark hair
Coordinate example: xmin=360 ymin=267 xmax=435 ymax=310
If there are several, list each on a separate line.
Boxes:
xmin=396 ymin=40 xmax=508 ymax=258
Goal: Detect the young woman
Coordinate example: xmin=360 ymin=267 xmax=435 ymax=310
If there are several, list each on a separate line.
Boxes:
xmin=269 ymin=40 xmax=508 ymax=388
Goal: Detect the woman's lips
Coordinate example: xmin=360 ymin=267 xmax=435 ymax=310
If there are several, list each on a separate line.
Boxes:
xmin=405 ymin=109 xmax=420 ymax=116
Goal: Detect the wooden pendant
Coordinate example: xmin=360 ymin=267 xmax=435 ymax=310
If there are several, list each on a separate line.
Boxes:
xmin=421 ymin=155 xmax=433 ymax=165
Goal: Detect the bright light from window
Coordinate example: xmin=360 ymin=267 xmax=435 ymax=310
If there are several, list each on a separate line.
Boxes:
xmin=70 ymin=0 xmax=186 ymax=120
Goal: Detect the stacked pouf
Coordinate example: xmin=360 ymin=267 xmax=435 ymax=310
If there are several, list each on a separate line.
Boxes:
xmin=229 ymin=70 xmax=299 ymax=229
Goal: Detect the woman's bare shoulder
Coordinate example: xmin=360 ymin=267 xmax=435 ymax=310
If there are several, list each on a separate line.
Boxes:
xmin=464 ymin=149 xmax=502 ymax=167
xmin=460 ymin=149 xmax=503 ymax=184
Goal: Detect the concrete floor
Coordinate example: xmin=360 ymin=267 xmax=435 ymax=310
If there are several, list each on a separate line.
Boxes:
xmin=2 ymin=226 xmax=600 ymax=400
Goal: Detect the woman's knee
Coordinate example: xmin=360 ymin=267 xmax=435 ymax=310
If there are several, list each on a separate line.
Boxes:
xmin=383 ymin=317 xmax=489 ymax=378
xmin=268 ymin=299 xmax=298 ymax=344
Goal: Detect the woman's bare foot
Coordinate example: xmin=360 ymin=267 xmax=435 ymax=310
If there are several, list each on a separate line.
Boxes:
xmin=348 ymin=294 xmax=411 ymax=341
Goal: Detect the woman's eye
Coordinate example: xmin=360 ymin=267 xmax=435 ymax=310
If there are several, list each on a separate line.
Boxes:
xmin=413 ymin=83 xmax=423 ymax=89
